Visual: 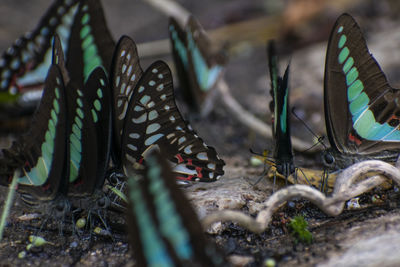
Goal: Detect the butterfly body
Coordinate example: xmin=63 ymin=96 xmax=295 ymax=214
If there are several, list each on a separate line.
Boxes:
xmin=126 ymin=151 xmax=229 ymax=267
xmin=324 ymin=14 xmax=400 ymax=169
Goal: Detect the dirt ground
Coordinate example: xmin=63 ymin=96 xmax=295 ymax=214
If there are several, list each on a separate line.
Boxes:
xmin=1 ymin=0 xmax=400 ymax=266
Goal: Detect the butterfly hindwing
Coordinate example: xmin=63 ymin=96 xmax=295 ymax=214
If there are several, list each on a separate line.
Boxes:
xmin=110 ymin=36 xmax=143 ymax=165
xmin=119 ymin=58 xmax=224 ymax=181
xmin=66 ymin=0 xmax=115 ymax=87
xmin=126 ymin=151 xmax=228 ymax=267
xmin=325 ymin=13 xmax=400 ymax=155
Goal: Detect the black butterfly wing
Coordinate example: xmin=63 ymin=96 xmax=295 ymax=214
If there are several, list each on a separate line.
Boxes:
xmin=81 ymin=66 xmax=112 ymax=190
xmin=273 ymin=66 xmax=294 ymax=177
xmin=66 ymin=0 xmax=115 ymax=87
xmin=268 ymin=40 xmax=279 ymax=136
xmin=0 ymin=0 xmax=80 ymax=95
xmin=65 ymin=78 xmax=99 ymax=197
xmin=324 ymin=13 xmax=400 ymax=155
xmin=110 ymin=36 xmax=143 ymax=165
xmin=185 ymin=16 xmax=226 ymax=110
xmin=52 ymin=34 xmax=70 ymax=84
xmin=0 ymin=65 xmax=69 ymax=203
xmin=267 ymin=41 xmax=294 ymax=177
xmin=169 ymin=17 xmax=193 ymax=107
xmin=120 ymin=60 xmax=224 ymax=182
xmin=126 ymin=150 xmax=228 ymax=267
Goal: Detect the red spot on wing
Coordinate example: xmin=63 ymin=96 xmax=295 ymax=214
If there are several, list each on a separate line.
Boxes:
xmin=349 ymin=133 xmax=362 ymax=146
xmin=42 ymin=182 xmax=51 ymax=191
xmin=176 ymin=175 xmax=193 ymax=181
xmin=195 ymin=167 xmax=203 ymax=178
xmin=175 ymin=154 xmax=184 ymax=163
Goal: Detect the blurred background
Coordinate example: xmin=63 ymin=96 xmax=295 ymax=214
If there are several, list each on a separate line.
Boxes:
xmin=1 ymin=0 xmax=400 ymax=160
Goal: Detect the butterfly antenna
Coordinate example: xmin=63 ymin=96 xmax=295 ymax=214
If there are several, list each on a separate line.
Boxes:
xmin=291 ymin=107 xmax=327 ymax=151
xmin=250 ymin=165 xmax=273 ymax=187
xmin=296 ymin=167 xmax=313 ymax=187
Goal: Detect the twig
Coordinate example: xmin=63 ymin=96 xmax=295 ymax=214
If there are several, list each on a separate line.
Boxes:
xmin=202 ymin=160 xmax=400 ymax=234
xmin=142 ymin=0 xmax=190 ymax=26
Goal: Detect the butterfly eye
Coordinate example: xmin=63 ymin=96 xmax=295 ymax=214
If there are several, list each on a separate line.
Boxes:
xmin=54 ymin=200 xmax=69 ymax=215
xmin=323 ymin=152 xmax=335 ymax=167
xmin=107 ymin=170 xmax=124 ymax=186
xmin=96 ymin=197 xmax=109 ymax=209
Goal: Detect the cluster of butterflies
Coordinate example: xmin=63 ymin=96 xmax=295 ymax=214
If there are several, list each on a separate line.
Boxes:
xmin=0 ymin=0 xmax=230 ymax=265
xmin=0 ymin=0 xmax=399 ymax=264
xmin=269 ymin=13 xmax=400 ymax=191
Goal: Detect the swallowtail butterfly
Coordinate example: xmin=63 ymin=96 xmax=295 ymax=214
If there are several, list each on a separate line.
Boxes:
xmin=126 ymin=150 xmax=229 ymax=266
xmin=169 ymin=16 xmax=226 ymax=115
xmin=268 ymin=41 xmax=295 ymax=180
xmin=111 ymin=36 xmax=225 ymax=182
xmin=0 ymin=34 xmax=112 ymax=208
xmin=0 ymin=0 xmax=114 ymax=116
xmin=323 ymin=14 xmax=400 ymax=169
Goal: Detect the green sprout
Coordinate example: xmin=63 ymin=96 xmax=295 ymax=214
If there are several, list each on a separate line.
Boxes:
xmin=288 ymin=215 xmax=312 ymax=244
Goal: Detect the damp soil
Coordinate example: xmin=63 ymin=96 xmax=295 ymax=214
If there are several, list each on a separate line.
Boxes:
xmin=2 ymin=0 xmax=400 ymax=266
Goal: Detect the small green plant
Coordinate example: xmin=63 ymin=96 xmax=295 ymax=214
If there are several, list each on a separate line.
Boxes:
xmin=288 ymin=215 xmax=312 ymax=244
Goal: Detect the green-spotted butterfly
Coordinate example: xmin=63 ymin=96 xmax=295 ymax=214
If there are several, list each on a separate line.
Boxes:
xmin=0 ymin=34 xmax=112 ymax=209
xmin=323 ymin=13 xmax=400 ymax=169
xmin=268 ymin=41 xmax=295 ymax=180
xmin=0 ymin=0 xmax=114 ymax=115
xmin=126 ymin=150 xmax=229 ymax=266
xmin=111 ymin=36 xmax=225 ymax=182
xmin=0 ymin=64 xmax=69 ymax=206
xmin=169 ymin=16 xmax=226 ymax=115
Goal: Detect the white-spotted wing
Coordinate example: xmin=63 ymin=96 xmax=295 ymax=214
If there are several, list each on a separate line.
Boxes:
xmin=112 ymin=36 xmax=225 ymax=182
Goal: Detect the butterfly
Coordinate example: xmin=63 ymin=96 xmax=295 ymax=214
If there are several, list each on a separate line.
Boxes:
xmin=125 ymin=150 xmax=228 ymax=267
xmin=0 ymin=35 xmax=112 ymax=212
xmin=169 ymin=16 xmax=226 ymax=115
xmin=110 ymin=36 xmax=225 ymax=182
xmin=323 ymin=13 xmax=400 ymax=170
xmin=0 ymin=0 xmax=114 ymax=115
xmin=268 ymin=41 xmax=295 ymax=181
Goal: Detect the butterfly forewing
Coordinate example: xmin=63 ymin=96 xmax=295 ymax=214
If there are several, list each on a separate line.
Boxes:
xmin=66 ymin=0 xmax=115 ymax=86
xmin=169 ymin=17 xmax=193 ymax=106
xmin=110 ymin=36 xmax=143 ymax=164
xmin=82 ymin=66 xmax=112 ymax=190
xmin=0 ymin=0 xmax=80 ymax=95
xmin=325 ymin=13 xmax=400 ymax=155
xmin=273 ymin=66 xmax=294 ymax=177
xmin=65 ymin=79 xmax=99 ymax=197
xmin=7 ymin=65 xmax=68 ymax=202
xmin=126 ymin=151 xmax=228 ymax=267
xmin=169 ymin=16 xmax=226 ymax=112
xmin=121 ymin=60 xmax=224 ymax=181
xmin=268 ymin=41 xmax=279 ymax=136
xmin=52 ymin=34 xmax=70 ymax=83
